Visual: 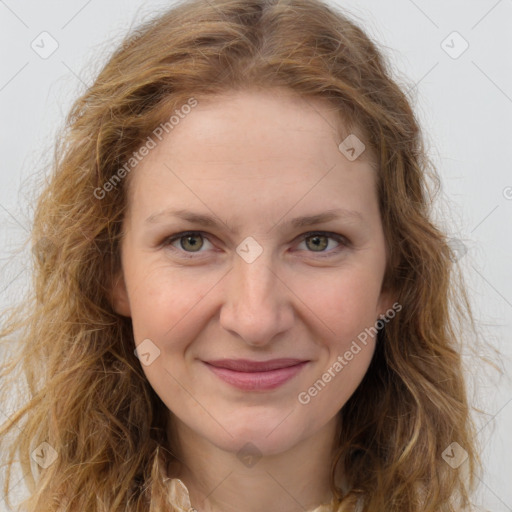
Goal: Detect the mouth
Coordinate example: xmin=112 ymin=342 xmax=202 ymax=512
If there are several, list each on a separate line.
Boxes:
xmin=203 ymin=358 xmax=309 ymax=391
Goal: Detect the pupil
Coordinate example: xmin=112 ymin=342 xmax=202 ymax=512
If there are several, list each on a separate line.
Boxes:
xmin=183 ymin=235 xmax=202 ymax=251
xmin=309 ymin=235 xmax=327 ymax=251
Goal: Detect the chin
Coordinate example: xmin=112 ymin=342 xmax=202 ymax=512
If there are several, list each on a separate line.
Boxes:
xmin=208 ymin=418 xmax=302 ymax=457
xmin=218 ymin=433 xmax=297 ymax=459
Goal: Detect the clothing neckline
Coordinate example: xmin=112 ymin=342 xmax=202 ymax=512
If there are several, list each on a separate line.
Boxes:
xmin=164 ymin=477 xmax=338 ymax=512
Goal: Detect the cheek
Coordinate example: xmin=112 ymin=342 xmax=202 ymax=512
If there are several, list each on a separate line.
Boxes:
xmin=127 ymin=256 xmax=385 ymax=356
xmin=295 ymin=271 xmax=381 ymax=415
xmin=127 ymin=269 xmax=205 ymax=411
xmin=127 ymin=265 xmax=214 ymax=344
xmin=299 ymin=265 xmax=384 ymax=343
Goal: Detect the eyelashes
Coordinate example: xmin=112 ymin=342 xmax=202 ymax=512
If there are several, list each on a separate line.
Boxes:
xmin=162 ymin=230 xmax=350 ymax=259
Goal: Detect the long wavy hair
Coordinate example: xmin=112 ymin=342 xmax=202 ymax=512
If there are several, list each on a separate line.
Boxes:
xmin=0 ymin=0 xmax=487 ymax=510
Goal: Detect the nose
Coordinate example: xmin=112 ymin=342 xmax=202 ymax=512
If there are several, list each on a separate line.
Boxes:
xmin=219 ymin=250 xmax=295 ymax=347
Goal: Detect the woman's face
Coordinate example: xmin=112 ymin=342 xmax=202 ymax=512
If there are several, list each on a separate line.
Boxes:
xmin=112 ymin=88 xmax=394 ymax=456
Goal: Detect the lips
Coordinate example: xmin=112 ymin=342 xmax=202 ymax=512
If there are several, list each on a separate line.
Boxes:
xmin=205 ymin=358 xmax=307 ymax=372
xmin=203 ymin=358 xmax=309 ymax=391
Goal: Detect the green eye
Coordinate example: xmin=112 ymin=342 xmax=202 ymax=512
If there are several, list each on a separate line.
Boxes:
xmin=163 ymin=230 xmax=349 ymax=259
xmin=297 ymin=232 xmax=349 ymax=256
xmin=178 ymin=233 xmax=204 ymax=252
xmin=304 ymin=234 xmax=329 ymax=251
xmin=164 ymin=231 xmax=213 ymax=257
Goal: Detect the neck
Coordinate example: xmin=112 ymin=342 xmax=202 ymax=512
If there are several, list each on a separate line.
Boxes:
xmin=166 ymin=415 xmax=343 ymax=512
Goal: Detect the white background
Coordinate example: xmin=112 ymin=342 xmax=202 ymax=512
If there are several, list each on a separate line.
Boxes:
xmin=0 ymin=0 xmax=511 ymax=510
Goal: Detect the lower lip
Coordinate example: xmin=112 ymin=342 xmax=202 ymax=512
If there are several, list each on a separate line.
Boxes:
xmin=204 ymin=362 xmax=308 ymax=391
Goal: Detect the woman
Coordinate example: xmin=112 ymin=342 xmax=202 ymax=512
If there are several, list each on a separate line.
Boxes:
xmin=0 ymin=0 xmax=482 ymax=510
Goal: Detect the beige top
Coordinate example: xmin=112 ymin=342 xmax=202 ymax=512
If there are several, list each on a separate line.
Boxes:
xmin=165 ymin=478 xmax=337 ymax=512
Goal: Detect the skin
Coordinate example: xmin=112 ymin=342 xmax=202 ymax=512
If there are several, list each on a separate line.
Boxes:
xmin=112 ymin=87 xmax=395 ymax=512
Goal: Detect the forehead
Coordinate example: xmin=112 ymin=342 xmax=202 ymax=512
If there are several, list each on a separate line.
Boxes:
xmin=126 ymin=88 xmax=379 ymax=224
xmin=161 ymin=87 xmax=371 ymax=161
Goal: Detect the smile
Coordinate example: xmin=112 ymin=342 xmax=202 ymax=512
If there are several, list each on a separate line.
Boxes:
xmin=203 ymin=359 xmax=309 ymax=391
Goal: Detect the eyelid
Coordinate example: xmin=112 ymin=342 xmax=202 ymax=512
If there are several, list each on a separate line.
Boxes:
xmin=163 ymin=230 xmax=215 ymax=258
xmin=162 ymin=230 xmax=350 ymax=257
xmin=294 ymin=231 xmax=350 ymax=257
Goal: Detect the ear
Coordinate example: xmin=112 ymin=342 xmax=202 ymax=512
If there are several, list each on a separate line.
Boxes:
xmin=110 ymin=271 xmax=132 ymax=317
xmin=376 ymin=288 xmax=398 ymax=321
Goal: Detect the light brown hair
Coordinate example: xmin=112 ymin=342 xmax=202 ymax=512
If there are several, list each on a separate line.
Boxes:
xmin=1 ymin=0 xmax=487 ymax=509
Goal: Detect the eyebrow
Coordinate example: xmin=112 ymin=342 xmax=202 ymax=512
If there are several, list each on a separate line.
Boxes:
xmin=145 ymin=207 xmax=365 ymax=234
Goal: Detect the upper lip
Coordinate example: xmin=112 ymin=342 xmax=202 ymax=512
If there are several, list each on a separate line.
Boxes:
xmin=204 ymin=358 xmax=308 ymax=372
